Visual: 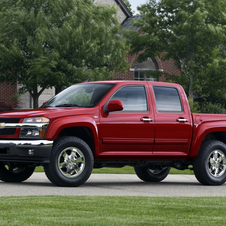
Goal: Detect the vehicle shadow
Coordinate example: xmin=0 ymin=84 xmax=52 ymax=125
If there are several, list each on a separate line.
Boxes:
xmin=84 ymin=180 xmax=202 ymax=187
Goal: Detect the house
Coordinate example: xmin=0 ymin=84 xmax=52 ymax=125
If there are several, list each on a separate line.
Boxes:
xmin=0 ymin=0 xmax=180 ymax=110
xmin=115 ymin=15 xmax=181 ymax=81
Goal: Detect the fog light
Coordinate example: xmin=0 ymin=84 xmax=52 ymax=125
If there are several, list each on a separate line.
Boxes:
xmin=28 ymin=149 xmax=34 ymax=155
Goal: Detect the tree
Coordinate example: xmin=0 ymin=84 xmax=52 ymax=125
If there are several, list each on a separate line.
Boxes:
xmin=122 ymin=0 xmax=135 ymax=15
xmin=0 ymin=0 xmax=129 ymax=108
xmin=123 ymin=0 xmax=226 ymax=105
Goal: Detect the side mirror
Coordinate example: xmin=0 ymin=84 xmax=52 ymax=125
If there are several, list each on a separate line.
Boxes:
xmin=104 ymin=100 xmax=123 ymax=113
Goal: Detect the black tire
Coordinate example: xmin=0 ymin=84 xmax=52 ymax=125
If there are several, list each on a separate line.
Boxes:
xmin=0 ymin=162 xmax=35 ymax=182
xmin=44 ymin=136 xmax=94 ymax=187
xmin=134 ymin=165 xmax=170 ymax=182
xmin=193 ymin=140 xmax=226 ymax=185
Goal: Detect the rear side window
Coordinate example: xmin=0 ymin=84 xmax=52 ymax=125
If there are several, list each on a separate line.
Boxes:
xmin=153 ymin=86 xmax=183 ymax=112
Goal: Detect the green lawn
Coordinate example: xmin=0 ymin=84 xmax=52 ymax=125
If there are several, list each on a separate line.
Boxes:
xmin=35 ymin=165 xmax=194 ymax=174
xmin=0 ymin=196 xmax=225 ymax=225
xmin=92 ymin=166 xmax=194 ymax=175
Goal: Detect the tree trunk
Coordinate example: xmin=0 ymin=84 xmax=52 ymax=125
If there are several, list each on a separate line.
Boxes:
xmin=33 ymin=95 xmax=39 ymax=109
xmin=31 ymin=86 xmax=47 ymax=109
xmin=30 ymin=87 xmax=39 ymax=109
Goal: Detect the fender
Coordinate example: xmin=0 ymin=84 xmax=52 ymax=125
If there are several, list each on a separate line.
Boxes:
xmin=189 ymin=120 xmax=226 ymax=159
xmin=45 ymin=115 xmax=99 ymax=157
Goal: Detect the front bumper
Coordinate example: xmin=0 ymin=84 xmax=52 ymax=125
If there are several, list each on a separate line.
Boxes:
xmin=0 ymin=140 xmax=53 ymax=164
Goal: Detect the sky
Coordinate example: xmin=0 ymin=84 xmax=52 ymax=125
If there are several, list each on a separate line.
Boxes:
xmin=129 ymin=0 xmax=149 ymax=14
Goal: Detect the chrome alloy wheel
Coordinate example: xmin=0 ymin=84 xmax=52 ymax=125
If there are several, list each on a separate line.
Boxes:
xmin=58 ymin=147 xmax=85 ymax=178
xmin=207 ymin=150 xmax=226 ymax=178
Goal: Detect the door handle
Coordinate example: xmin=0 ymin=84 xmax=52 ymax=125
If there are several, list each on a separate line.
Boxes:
xmin=177 ymin=118 xmax=188 ymax=122
xmin=141 ymin=117 xmax=152 ymax=122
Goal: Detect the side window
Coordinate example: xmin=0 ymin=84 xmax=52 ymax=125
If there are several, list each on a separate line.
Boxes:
xmin=110 ymin=86 xmax=148 ymax=112
xmin=153 ymin=86 xmax=183 ymax=112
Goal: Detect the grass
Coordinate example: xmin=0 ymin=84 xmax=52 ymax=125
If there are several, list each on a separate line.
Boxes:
xmin=0 ymin=196 xmax=225 ymax=225
xmin=35 ymin=165 xmax=194 ymax=175
xmin=92 ymin=166 xmax=194 ymax=175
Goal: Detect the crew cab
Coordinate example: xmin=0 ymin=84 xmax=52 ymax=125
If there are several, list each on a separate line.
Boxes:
xmin=0 ymin=81 xmax=226 ymax=186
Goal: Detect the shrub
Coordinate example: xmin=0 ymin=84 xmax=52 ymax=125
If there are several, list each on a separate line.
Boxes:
xmin=200 ymin=102 xmax=226 ymax=114
xmin=188 ymin=99 xmax=200 ymax=113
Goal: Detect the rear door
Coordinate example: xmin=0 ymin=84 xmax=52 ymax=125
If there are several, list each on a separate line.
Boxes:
xmin=151 ymin=85 xmax=192 ymax=157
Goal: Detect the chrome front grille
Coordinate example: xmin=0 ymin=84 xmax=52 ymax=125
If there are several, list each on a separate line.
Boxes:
xmin=0 ymin=118 xmax=21 ymax=135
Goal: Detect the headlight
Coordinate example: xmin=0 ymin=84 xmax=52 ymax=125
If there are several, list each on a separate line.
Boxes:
xmin=23 ymin=117 xmax=50 ymax=123
xmin=19 ymin=117 xmax=50 ymax=139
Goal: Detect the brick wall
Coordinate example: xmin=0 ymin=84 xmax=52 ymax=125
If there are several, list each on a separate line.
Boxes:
xmin=0 ymin=83 xmax=17 ymax=110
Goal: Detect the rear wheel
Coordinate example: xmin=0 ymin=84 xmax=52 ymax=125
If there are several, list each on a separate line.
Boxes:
xmin=193 ymin=140 xmax=226 ymax=185
xmin=44 ymin=136 xmax=94 ymax=187
xmin=0 ymin=162 xmax=35 ymax=182
xmin=134 ymin=165 xmax=170 ymax=182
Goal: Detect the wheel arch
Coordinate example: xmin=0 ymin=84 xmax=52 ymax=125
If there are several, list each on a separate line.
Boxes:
xmin=203 ymin=132 xmax=226 ymax=143
xmin=190 ymin=126 xmax=226 ymax=159
xmin=45 ymin=117 xmax=99 ymax=157
xmin=55 ymin=126 xmax=95 ymax=154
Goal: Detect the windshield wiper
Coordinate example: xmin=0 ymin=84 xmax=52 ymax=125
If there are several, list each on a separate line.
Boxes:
xmin=55 ymin=104 xmax=78 ymax=107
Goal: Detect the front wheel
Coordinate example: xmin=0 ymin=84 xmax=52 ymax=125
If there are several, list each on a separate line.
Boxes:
xmin=193 ymin=140 xmax=226 ymax=185
xmin=134 ymin=165 xmax=170 ymax=182
xmin=0 ymin=162 xmax=35 ymax=182
xmin=44 ymin=136 xmax=94 ymax=187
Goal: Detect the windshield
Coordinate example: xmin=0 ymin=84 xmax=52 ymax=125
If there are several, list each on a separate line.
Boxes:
xmin=42 ymin=83 xmax=115 ymax=108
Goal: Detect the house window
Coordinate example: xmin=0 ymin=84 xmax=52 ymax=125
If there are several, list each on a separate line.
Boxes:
xmin=134 ymin=58 xmax=158 ymax=81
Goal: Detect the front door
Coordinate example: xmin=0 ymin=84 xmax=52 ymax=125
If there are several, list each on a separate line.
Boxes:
xmin=99 ymin=84 xmax=155 ymax=159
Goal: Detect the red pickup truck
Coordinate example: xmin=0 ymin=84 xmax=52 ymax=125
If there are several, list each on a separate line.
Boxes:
xmin=0 ymin=81 xmax=226 ymax=187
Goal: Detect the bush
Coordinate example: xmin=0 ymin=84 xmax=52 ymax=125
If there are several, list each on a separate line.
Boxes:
xmin=200 ymin=102 xmax=226 ymax=114
xmin=188 ymin=99 xmax=200 ymax=113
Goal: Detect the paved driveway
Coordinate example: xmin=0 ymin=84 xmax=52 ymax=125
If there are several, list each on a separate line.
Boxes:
xmin=0 ymin=173 xmax=225 ymax=197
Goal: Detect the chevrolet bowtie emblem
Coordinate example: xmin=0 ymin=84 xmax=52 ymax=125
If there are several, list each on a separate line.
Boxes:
xmin=0 ymin=122 xmax=5 ymax=129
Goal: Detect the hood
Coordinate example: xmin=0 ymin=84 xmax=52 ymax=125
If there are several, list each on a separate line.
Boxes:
xmin=0 ymin=107 xmax=97 ymax=120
